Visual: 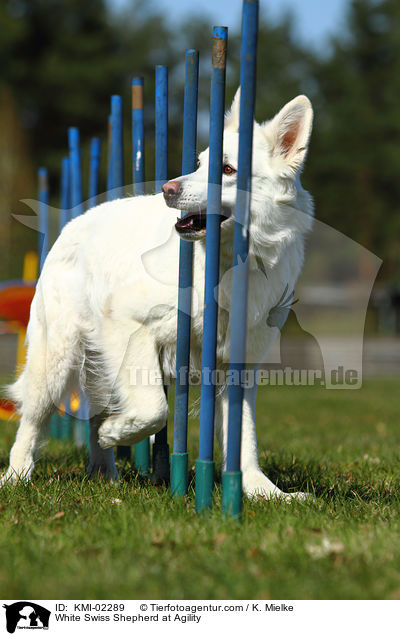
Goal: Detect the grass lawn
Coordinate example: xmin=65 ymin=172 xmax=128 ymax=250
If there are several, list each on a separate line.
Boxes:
xmin=1 ymin=377 xmax=400 ymax=600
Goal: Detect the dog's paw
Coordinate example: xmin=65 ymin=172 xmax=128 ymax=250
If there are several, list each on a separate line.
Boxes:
xmin=272 ymin=491 xmax=315 ymax=503
xmin=98 ymin=415 xmax=160 ymax=449
xmin=98 ymin=417 xmax=137 ymax=449
xmin=97 ymin=416 xmax=143 ymax=449
xmin=0 ymin=467 xmax=28 ymax=488
xmin=86 ymin=460 xmax=119 ymax=482
xmin=242 ymin=470 xmax=283 ymax=499
xmin=280 ymin=490 xmax=314 ymax=503
xmin=242 ymin=470 xmax=311 ymax=502
xmin=97 ymin=417 xmax=133 ymax=449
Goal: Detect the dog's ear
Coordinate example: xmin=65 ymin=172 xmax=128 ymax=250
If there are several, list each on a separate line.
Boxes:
xmin=225 ymin=88 xmax=240 ymax=131
xmin=263 ymin=95 xmax=313 ymax=172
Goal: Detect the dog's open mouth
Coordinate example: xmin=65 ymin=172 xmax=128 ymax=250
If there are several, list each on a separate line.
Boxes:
xmin=175 ymin=206 xmax=232 ymax=236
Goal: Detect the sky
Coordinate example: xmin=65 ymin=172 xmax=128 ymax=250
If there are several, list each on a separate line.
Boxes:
xmin=108 ymin=0 xmax=351 ymax=51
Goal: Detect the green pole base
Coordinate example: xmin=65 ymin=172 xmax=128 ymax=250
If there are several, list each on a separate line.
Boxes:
xmin=195 ymin=459 xmax=215 ymax=513
xmin=222 ymin=471 xmax=243 ymax=520
xmin=134 ymin=438 xmax=150 ymax=477
xmin=48 ymin=413 xmax=60 ymax=439
xmin=58 ymin=414 xmax=73 ymax=442
xmin=170 ymin=452 xmax=188 ymax=497
xmin=49 ymin=413 xmax=73 ymax=442
xmin=117 ymin=446 xmax=132 ymax=461
xmin=151 ymin=442 xmax=170 ymax=484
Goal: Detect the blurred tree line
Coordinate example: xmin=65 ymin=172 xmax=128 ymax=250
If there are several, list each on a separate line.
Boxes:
xmin=0 ymin=0 xmax=399 ymax=282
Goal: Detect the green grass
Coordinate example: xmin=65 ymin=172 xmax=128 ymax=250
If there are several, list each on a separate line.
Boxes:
xmin=1 ymin=378 xmax=400 ymax=600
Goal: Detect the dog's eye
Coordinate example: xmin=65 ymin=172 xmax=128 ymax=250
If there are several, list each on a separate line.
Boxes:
xmin=223 ymin=164 xmax=236 ymax=175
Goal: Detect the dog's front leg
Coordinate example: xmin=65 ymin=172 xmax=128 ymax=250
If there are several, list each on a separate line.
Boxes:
xmin=215 ymin=376 xmax=307 ymax=500
xmin=96 ymin=319 xmax=169 ymax=449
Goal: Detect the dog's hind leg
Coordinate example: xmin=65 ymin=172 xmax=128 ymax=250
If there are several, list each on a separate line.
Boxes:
xmin=0 ymin=317 xmax=80 ymax=486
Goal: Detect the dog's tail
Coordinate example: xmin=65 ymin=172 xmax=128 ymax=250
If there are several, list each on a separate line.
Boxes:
xmin=4 ymin=372 xmax=25 ymax=412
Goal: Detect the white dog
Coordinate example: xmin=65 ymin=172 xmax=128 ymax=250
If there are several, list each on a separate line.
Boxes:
xmin=1 ymin=91 xmax=314 ymax=499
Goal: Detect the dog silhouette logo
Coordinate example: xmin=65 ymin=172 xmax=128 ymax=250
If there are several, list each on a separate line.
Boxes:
xmin=3 ymin=602 xmax=50 ymax=633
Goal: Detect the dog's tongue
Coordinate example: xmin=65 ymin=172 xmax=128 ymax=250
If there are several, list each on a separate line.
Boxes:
xmin=175 ymin=211 xmax=206 ymax=233
xmin=175 ymin=208 xmax=231 ymax=234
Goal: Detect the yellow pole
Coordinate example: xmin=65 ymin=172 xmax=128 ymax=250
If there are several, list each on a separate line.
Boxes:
xmin=23 ymin=251 xmax=38 ymax=282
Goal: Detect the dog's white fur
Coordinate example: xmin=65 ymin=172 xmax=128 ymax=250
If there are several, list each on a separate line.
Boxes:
xmin=1 ymin=91 xmax=314 ymax=499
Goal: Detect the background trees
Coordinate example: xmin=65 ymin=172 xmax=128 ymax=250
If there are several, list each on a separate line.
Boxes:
xmin=0 ymin=0 xmax=399 ymax=283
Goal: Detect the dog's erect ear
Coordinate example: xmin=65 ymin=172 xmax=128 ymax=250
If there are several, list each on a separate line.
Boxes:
xmin=264 ymin=95 xmax=313 ymax=172
xmin=225 ymin=88 xmax=241 ymax=131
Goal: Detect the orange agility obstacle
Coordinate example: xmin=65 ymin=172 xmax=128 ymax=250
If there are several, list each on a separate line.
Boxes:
xmin=0 ymin=281 xmax=35 ymax=328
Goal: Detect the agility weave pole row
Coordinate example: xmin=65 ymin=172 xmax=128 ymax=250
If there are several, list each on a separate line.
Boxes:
xmin=35 ymin=0 xmax=259 ymax=518
xmin=171 ymin=1 xmax=259 ymax=519
xmin=36 ymin=73 xmax=170 ymax=480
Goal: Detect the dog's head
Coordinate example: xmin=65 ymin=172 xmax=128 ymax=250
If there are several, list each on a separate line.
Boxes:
xmin=162 ymin=89 xmax=314 ymax=242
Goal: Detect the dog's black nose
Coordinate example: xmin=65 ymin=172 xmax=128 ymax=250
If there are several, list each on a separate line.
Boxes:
xmin=162 ymin=180 xmax=181 ymax=199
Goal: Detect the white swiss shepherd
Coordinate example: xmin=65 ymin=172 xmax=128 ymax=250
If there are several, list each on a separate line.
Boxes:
xmin=1 ymin=91 xmax=314 ymax=500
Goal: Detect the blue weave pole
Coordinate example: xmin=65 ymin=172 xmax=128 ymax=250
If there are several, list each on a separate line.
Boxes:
xmin=171 ymin=50 xmax=199 ymax=498
xmin=110 ymin=96 xmax=124 ymax=200
xmin=155 ymin=66 xmax=168 ymax=193
xmin=195 ymin=27 xmax=228 ymax=513
xmin=131 ymin=77 xmax=150 ymax=473
xmin=68 ymin=128 xmax=83 ymax=218
xmin=132 ymin=77 xmax=145 ymax=196
xmin=88 ymin=138 xmax=101 ymax=208
xmin=68 ymin=127 xmax=90 ymax=448
xmin=105 ymin=97 xmax=131 ymax=462
xmin=152 ymin=65 xmax=170 ymax=484
xmin=59 ymin=157 xmax=70 ymax=231
xmin=50 ymin=157 xmax=73 ymax=441
xmin=222 ymin=0 xmax=259 ymax=520
xmin=107 ymin=115 xmax=112 ymax=200
xmin=38 ymin=168 xmax=49 ymax=273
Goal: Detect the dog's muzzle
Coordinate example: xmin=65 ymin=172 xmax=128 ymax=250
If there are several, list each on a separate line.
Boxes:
xmin=174 ymin=207 xmax=232 ymax=237
xmin=162 ymin=180 xmax=232 ymax=239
